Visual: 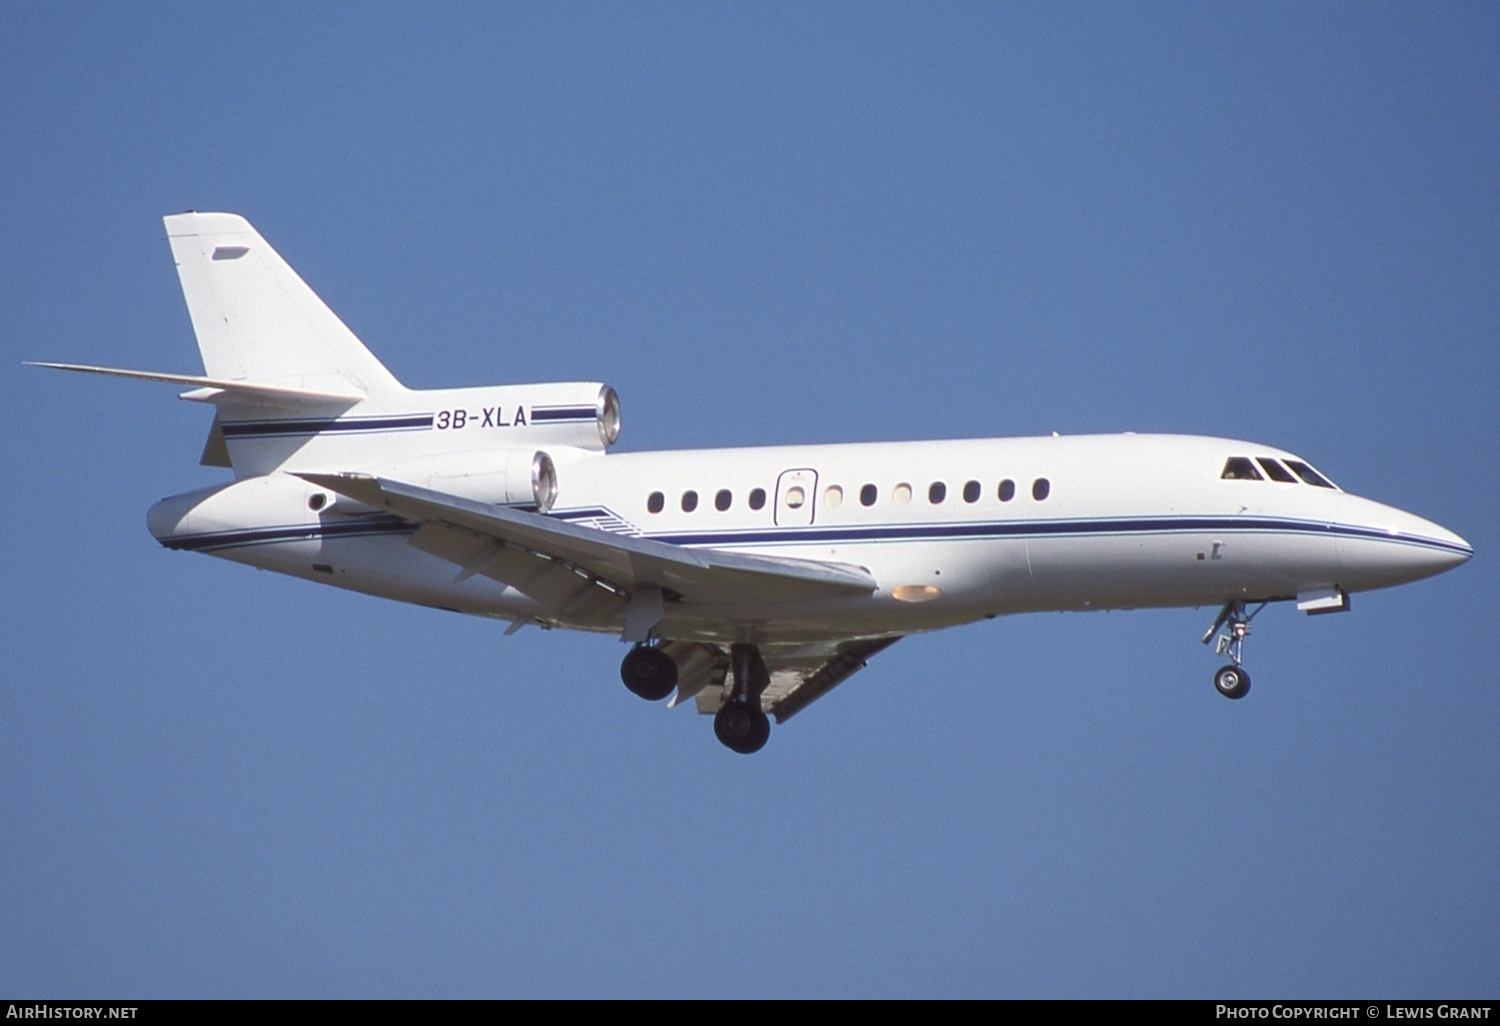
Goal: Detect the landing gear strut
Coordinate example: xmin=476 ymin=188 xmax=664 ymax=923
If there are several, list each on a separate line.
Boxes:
xmin=714 ymin=643 xmax=771 ymax=754
xmin=620 ymin=642 xmax=678 ymax=702
xmin=1202 ymin=600 xmax=1265 ymax=700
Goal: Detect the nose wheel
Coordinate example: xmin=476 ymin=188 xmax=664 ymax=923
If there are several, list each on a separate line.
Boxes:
xmin=1202 ymin=600 xmax=1264 ymax=700
xmin=1213 ymin=664 xmax=1251 ymax=700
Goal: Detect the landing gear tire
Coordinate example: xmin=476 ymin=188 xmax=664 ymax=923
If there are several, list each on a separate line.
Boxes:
xmin=1214 ymin=665 xmax=1251 ymax=700
xmin=620 ymin=645 xmax=678 ymax=701
xmin=714 ymin=700 xmax=771 ymax=755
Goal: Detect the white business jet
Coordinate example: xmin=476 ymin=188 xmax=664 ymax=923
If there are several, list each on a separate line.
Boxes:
xmin=33 ymin=213 xmax=1472 ymax=753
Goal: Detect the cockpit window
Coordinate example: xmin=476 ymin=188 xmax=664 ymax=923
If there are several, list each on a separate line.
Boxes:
xmin=1285 ymin=459 xmax=1336 ymax=489
xmin=1256 ymin=458 xmax=1298 ymax=483
xmin=1221 ymin=457 xmax=1262 ymax=481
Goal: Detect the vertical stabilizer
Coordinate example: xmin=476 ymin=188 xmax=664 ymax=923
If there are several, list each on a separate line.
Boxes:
xmin=164 ymin=212 xmax=406 ymax=399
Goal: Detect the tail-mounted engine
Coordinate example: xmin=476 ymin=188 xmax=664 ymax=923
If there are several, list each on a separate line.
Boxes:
xmin=424 ymin=382 xmax=620 ymax=453
xmin=210 ymin=381 xmax=621 ymax=481
xmin=348 ymin=447 xmax=561 ymax=513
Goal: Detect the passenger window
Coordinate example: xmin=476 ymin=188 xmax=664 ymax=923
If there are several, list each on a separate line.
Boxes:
xmin=647 ymin=491 xmax=664 ymax=514
xmin=1256 ymin=458 xmax=1298 ymax=483
xmin=681 ymin=490 xmax=698 ymax=513
xmin=785 ymin=486 xmax=806 ymax=510
xmin=998 ymin=479 xmax=1015 ymax=502
xmin=928 ymin=482 xmax=947 ymax=504
xmin=963 ymin=480 xmax=981 ymax=504
xmin=749 ymin=487 xmax=767 ymax=510
xmin=893 ymin=483 xmax=913 ymax=506
xmin=1221 ymin=457 xmax=1262 ymax=481
xmin=1285 ymin=460 xmax=1336 ymax=488
xmin=824 ymin=485 xmax=844 ymax=509
xmin=715 ymin=489 xmax=732 ymax=511
xmin=1032 ymin=478 xmax=1050 ymax=501
xmin=860 ymin=484 xmax=877 ymax=507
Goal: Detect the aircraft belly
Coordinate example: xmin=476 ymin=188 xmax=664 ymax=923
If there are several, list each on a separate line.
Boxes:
xmin=238 ymin=534 xmax=548 ymax=620
xmin=652 ymin=538 xmax=1016 ymax=641
xmin=1021 ymin=529 xmax=1341 ymax=610
xmin=654 ymin=605 xmax=931 ymax=645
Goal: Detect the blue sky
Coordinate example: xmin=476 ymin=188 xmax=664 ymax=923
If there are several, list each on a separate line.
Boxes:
xmin=3 ymin=1 xmax=1496 ymax=998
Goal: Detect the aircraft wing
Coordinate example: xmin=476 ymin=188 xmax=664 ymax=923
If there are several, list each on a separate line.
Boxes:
xmin=296 ymin=473 xmax=878 ymax=614
xmin=664 ymin=635 xmax=902 ymax=722
xmin=299 ymin=473 xmax=894 ymax=722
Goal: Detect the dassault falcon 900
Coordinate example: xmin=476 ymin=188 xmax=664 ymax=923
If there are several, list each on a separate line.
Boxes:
xmin=32 ymin=213 xmax=1472 ymax=753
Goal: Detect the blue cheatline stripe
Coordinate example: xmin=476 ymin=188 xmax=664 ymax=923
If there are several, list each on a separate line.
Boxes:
xmin=219 ymin=406 xmax=596 ymax=438
xmin=529 ymin=406 xmax=596 ymax=423
xmin=161 ymin=509 xmax=1471 ymax=560
xmin=220 ymin=414 xmax=435 ymax=439
xmin=634 ymin=514 xmax=1471 ymax=557
xmin=160 ymin=516 xmax=415 ymax=553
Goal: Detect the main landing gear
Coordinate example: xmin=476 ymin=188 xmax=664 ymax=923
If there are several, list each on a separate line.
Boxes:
xmin=1201 ymin=600 xmax=1266 ymax=700
xmin=620 ymin=642 xmax=678 ymax=701
xmin=617 ymin=640 xmax=772 ymax=754
xmin=713 ymin=644 xmax=772 ymax=755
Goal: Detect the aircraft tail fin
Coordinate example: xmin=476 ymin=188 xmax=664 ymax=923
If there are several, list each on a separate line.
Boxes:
xmin=163 ymin=212 xmax=406 ymax=400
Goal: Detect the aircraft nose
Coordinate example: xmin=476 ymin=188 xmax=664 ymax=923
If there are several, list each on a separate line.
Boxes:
xmin=1426 ymin=522 xmax=1473 ymax=572
xmin=1390 ymin=508 xmax=1472 ymax=573
xmin=1336 ymin=495 xmax=1472 ymax=589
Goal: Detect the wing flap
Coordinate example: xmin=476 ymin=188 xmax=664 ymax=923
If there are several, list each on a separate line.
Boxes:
xmin=410 ymin=521 xmax=626 ymax=617
xmin=765 ymin=636 xmax=902 ymax=722
xmin=690 ymin=636 xmax=902 ymax=722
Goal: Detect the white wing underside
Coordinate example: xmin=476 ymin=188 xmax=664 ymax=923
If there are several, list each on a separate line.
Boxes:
xmin=299 ymin=472 xmax=899 ymax=719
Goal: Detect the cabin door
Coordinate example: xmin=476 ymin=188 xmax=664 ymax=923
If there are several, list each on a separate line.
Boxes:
xmin=774 ymin=468 xmax=818 ymax=527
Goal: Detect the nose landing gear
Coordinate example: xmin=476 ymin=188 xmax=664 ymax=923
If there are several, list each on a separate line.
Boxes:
xmin=1202 ymin=600 xmax=1265 ymax=700
xmin=1213 ymin=663 xmax=1251 ymax=700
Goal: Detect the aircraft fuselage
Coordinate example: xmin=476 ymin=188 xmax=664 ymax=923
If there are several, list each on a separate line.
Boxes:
xmin=148 ymin=431 xmax=1470 ymax=645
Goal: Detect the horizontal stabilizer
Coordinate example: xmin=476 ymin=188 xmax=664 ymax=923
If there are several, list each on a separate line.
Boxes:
xmin=26 ymin=362 xmax=364 ymax=405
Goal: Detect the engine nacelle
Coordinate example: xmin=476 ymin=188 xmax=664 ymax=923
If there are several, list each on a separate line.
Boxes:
xmin=419 ymin=382 xmax=620 ymax=454
xmin=346 ymin=448 xmax=554 ymax=513
xmin=216 ymin=383 xmax=621 ymax=480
